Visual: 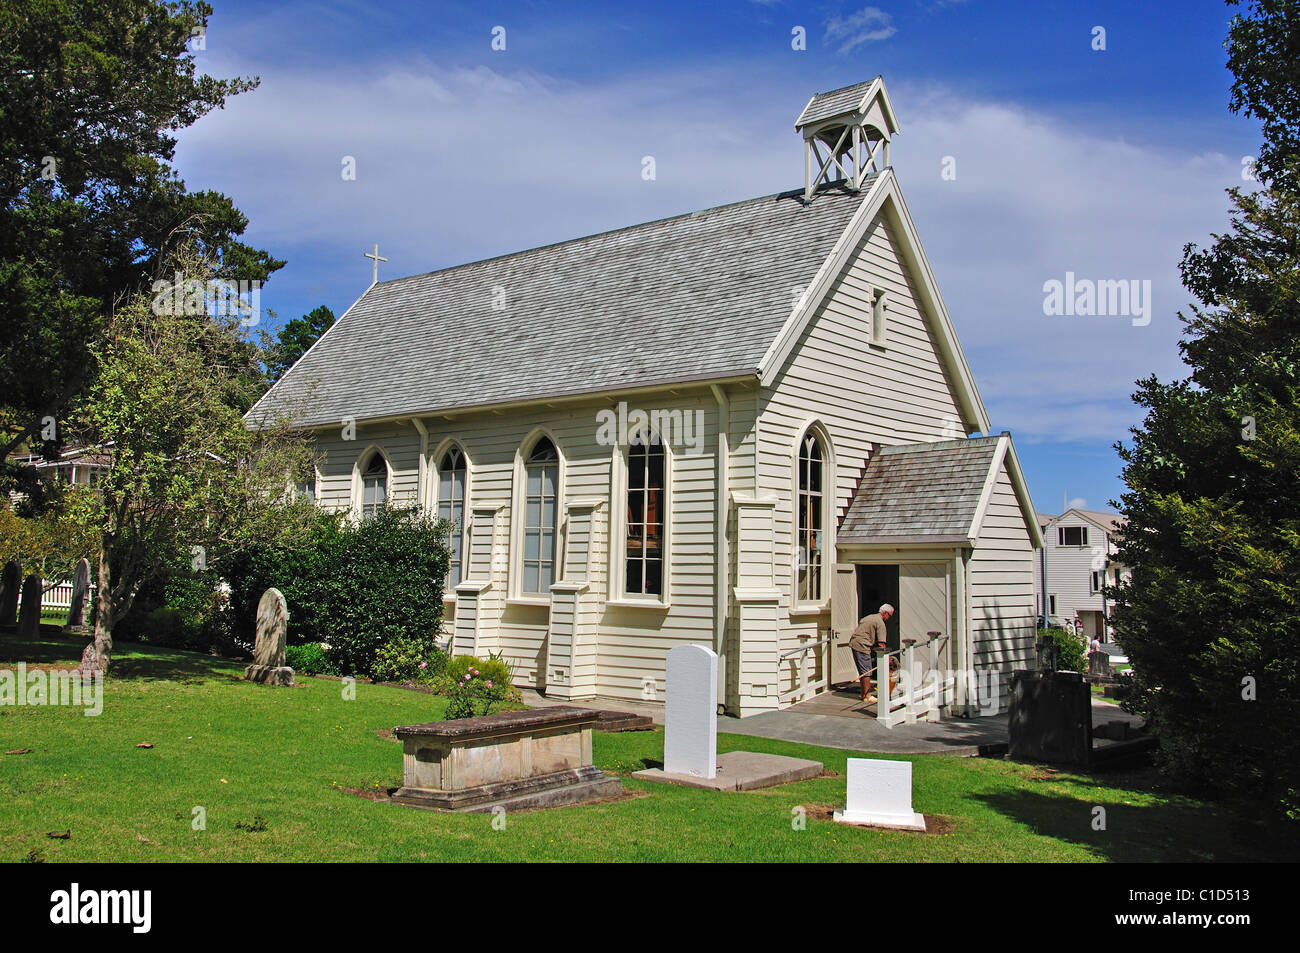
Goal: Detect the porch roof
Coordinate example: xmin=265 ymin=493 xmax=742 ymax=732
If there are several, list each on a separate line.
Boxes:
xmin=837 ymin=434 xmax=1007 ymax=546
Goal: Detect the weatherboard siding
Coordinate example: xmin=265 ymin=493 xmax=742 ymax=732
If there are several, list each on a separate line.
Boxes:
xmin=757 ymin=216 xmax=968 ymax=696
xmin=306 ymin=389 xmax=725 ymax=701
xmin=969 ymin=465 xmax=1037 ymax=708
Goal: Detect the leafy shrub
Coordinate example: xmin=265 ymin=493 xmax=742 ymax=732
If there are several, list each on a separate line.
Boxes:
xmin=285 ymin=643 xmax=336 ymax=676
xmin=117 ymin=566 xmax=228 ymax=652
xmin=372 ymin=635 xmax=445 ymax=683
xmin=442 ymin=654 xmax=520 ymax=718
xmin=1038 ymin=627 xmax=1088 ymax=673
xmin=222 ymin=506 xmax=449 ymax=678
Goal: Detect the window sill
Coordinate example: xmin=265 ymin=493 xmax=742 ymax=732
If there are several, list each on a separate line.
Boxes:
xmin=789 ymin=602 xmax=830 ymax=617
xmin=606 ymin=597 xmax=670 ymax=611
xmin=505 ymin=596 xmax=551 ymax=608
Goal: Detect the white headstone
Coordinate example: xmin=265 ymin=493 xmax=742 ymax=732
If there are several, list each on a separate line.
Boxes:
xmin=663 ymin=644 xmax=717 ymax=779
xmin=834 ymin=757 xmax=926 ymax=831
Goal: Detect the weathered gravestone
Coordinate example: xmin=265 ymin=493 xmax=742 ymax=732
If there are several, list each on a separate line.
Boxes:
xmin=17 ymin=573 xmax=42 ymax=639
xmin=834 ymin=758 xmax=927 ymax=831
xmin=663 ymin=643 xmax=718 ymax=779
xmin=243 ymin=588 xmax=294 ymax=686
xmin=0 ymin=560 xmax=20 ymax=627
xmin=65 ymin=558 xmax=91 ymax=632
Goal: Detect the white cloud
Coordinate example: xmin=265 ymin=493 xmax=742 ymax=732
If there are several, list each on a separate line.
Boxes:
xmin=1066 ymin=497 xmax=1088 ymax=511
xmin=172 ymin=61 xmax=1240 ymax=447
xmin=824 ymin=7 xmax=898 ymax=53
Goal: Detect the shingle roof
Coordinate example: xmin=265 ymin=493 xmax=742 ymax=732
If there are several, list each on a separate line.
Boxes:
xmin=795 ymin=79 xmax=878 ymax=128
xmin=250 ymin=183 xmax=872 ymax=429
xmin=838 ymin=435 xmax=1007 ymax=545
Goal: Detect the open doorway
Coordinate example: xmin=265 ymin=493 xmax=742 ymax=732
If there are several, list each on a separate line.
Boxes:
xmin=857 ymin=564 xmax=900 ymax=649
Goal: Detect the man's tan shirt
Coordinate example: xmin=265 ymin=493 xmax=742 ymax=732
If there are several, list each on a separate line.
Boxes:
xmin=850 ymin=613 xmax=887 ymax=653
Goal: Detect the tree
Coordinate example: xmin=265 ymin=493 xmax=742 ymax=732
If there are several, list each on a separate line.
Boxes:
xmin=1111 ymin=1 xmax=1300 ymax=820
xmin=0 ymin=0 xmax=284 ymax=502
xmin=264 ymin=305 xmax=336 ymax=384
xmin=69 ymin=247 xmax=314 ymax=674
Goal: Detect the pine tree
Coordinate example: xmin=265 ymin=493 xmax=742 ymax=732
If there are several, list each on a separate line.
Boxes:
xmin=1112 ymin=2 xmax=1300 ymax=819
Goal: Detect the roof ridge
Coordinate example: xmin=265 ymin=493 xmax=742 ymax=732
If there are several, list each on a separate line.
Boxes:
xmin=807 ymin=76 xmax=881 ymax=100
xmin=371 ymin=181 xmax=873 ymax=289
xmin=879 ymin=432 xmax=1007 ymax=455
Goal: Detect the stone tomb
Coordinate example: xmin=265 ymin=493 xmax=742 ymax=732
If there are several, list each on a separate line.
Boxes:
xmin=243 ymin=588 xmax=294 ymax=686
xmin=834 ymin=758 xmax=927 ymax=831
xmin=391 ymin=706 xmax=623 ymax=812
xmin=633 ymin=644 xmax=822 ymax=791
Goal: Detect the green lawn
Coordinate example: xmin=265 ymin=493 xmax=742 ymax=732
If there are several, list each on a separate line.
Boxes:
xmin=1 ymin=628 xmax=1292 ymax=862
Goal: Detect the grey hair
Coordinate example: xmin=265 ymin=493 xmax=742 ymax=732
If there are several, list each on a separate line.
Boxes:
xmin=880 ymin=603 xmax=895 ymax=615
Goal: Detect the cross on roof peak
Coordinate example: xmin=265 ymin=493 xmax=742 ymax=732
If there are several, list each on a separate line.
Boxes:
xmin=364 ymin=243 xmax=388 ymax=284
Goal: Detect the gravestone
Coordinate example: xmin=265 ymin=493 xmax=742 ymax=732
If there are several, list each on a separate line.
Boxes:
xmin=833 ymin=758 xmax=927 ymax=831
xmin=633 ymin=643 xmax=822 ymax=791
xmin=663 ymin=644 xmax=718 ymax=779
xmin=65 ymin=558 xmax=91 ymax=631
xmin=1088 ymin=650 xmax=1112 ymax=677
xmin=243 ymin=588 xmax=294 ymax=687
xmin=0 ymin=560 xmax=19 ymax=626
xmin=17 ymin=573 xmax=42 ymax=639
xmin=1008 ymin=669 xmax=1092 ymax=766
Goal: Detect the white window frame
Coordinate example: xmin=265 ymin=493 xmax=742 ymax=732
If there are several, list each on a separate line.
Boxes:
xmin=509 ymin=431 xmax=565 ymax=603
xmin=791 ymin=421 xmax=834 ymax=612
xmin=433 ymin=441 xmax=470 ymax=594
xmin=353 ymin=446 xmax=391 ymax=521
xmin=610 ymin=428 xmax=672 ymax=607
xmin=1090 ymin=570 xmax=1103 ymax=594
xmin=1059 ymin=525 xmax=1089 ymax=547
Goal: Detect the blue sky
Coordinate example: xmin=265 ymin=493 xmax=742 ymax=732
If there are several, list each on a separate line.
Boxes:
xmin=174 ymin=0 xmax=1262 ymax=516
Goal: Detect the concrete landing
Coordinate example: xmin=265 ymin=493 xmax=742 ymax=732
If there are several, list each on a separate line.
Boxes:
xmin=631 ymin=750 xmax=823 ymax=791
xmin=519 ymin=687 xmax=1144 ymax=758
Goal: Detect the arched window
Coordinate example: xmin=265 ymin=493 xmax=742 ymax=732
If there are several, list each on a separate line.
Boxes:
xmin=625 ymin=430 xmax=665 ymax=596
xmin=797 ymin=431 xmax=824 ymax=602
xmin=437 ymin=447 xmax=467 ymax=586
xmin=522 ymin=437 xmax=559 ymax=593
xmin=361 ymin=453 xmax=387 ymax=519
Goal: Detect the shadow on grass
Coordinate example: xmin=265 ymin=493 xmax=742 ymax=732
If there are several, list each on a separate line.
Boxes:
xmin=971 ymin=783 xmax=1298 ymax=862
xmin=0 ymin=627 xmax=241 ymax=685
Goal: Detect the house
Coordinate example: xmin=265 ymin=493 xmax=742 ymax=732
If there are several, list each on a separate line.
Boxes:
xmin=249 ymin=77 xmax=1043 ymax=718
xmin=1035 ymin=508 xmax=1130 ymax=640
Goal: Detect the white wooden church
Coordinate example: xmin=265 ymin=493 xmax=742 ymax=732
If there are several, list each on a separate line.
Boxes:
xmin=250 ymin=77 xmax=1042 ymax=719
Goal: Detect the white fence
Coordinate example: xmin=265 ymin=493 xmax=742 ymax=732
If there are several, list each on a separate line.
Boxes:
xmin=41 ymin=579 xmax=94 ymax=612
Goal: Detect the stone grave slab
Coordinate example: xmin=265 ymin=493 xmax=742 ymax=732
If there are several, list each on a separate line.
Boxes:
xmin=633 ymin=750 xmax=822 ymax=791
xmin=391 ymin=706 xmax=622 ymax=812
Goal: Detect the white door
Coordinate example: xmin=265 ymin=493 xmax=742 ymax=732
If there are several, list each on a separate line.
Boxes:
xmin=830 ymin=563 xmax=858 ymax=685
xmin=898 ymin=564 xmax=950 ymax=676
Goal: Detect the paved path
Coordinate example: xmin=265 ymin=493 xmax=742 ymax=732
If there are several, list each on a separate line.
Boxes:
xmin=521 ymin=686 xmax=1144 ymax=757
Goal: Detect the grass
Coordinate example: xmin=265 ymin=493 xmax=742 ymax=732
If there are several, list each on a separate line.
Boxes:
xmin=1 ymin=627 xmax=1295 ymax=863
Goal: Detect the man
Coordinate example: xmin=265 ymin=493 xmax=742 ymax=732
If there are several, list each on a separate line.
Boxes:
xmin=849 ymin=603 xmax=895 ymax=703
